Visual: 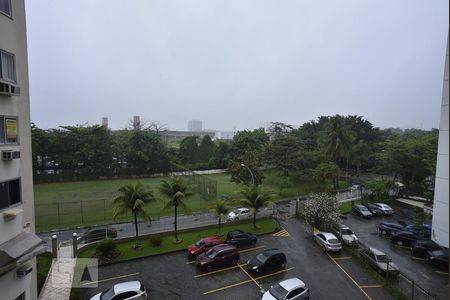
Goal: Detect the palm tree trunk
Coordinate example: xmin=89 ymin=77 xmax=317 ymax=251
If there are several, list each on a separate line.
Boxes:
xmin=174 ymin=204 xmax=178 ymax=241
xmin=218 ymin=216 xmax=221 ymax=233
xmin=253 ymin=213 xmax=256 ymax=228
xmin=134 ymin=213 xmax=139 ymax=246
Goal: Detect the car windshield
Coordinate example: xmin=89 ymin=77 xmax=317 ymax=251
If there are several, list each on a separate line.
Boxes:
xmin=100 ymin=287 xmax=115 ymax=300
xmin=376 ymin=255 xmax=390 ymax=263
xmin=269 ymin=284 xmax=289 ymax=300
xmin=342 ymin=229 xmax=354 ymax=235
xmin=359 ymin=206 xmax=368 ymax=211
xmin=206 ymin=248 xmax=218 ymax=258
xmin=256 ymin=253 xmax=268 ymax=263
xmin=195 ymin=240 xmax=205 ymax=247
xmin=328 ymin=238 xmax=339 ymax=244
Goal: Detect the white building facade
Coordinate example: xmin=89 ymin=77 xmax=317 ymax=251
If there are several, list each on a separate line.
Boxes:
xmin=431 ymin=36 xmax=449 ymax=248
xmin=0 ymin=1 xmax=44 ymax=299
xmin=188 ymin=120 xmax=202 ymax=132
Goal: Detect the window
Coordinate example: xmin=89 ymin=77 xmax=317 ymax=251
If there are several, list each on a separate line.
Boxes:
xmin=0 ymin=50 xmax=16 ymax=82
xmin=0 ymin=116 xmax=18 ymax=144
xmin=0 ymin=0 xmax=11 ymax=17
xmin=0 ymin=179 xmax=21 ymax=210
xmin=286 ymin=288 xmax=304 ymax=299
xmin=112 ymin=291 xmax=137 ymax=300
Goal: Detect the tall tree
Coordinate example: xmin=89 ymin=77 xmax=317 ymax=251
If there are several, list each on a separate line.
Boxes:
xmin=303 ymin=193 xmax=340 ymax=230
xmin=198 ymin=135 xmax=217 ymax=165
xmin=179 ymin=136 xmax=200 ymax=164
xmin=239 ymin=186 xmax=272 ymax=228
xmin=112 ymin=183 xmax=155 ymax=248
xmin=265 ymin=133 xmax=304 ymax=176
xmin=210 ymin=199 xmax=229 ymax=233
xmin=159 ymin=177 xmax=193 ymax=242
xmin=318 ymin=115 xmax=354 ymax=166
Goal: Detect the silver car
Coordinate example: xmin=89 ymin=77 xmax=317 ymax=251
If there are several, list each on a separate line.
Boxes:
xmin=90 ymin=281 xmax=147 ymax=300
xmin=262 ymin=277 xmax=310 ymax=300
xmin=336 ymin=225 xmax=358 ymax=247
xmin=313 ymin=232 xmax=342 ymax=252
xmin=374 ymin=203 xmax=394 ymax=215
xmin=360 ymin=248 xmax=400 ymax=276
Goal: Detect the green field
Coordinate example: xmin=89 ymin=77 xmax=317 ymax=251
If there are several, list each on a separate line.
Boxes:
xmin=34 ymin=171 xmax=345 ymax=232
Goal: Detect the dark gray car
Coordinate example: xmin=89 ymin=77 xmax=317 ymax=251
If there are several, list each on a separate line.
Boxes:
xmin=360 ymin=247 xmax=400 ymax=276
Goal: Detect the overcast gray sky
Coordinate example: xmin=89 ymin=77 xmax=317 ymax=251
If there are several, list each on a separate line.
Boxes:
xmin=25 ymin=0 xmax=448 ymax=131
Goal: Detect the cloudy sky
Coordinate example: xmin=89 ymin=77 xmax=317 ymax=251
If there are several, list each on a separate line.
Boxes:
xmin=25 ymin=0 xmax=448 ymax=131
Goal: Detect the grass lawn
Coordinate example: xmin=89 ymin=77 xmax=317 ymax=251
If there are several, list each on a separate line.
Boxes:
xmin=78 ymin=218 xmax=278 ymax=262
xmin=36 ymin=252 xmax=52 ymax=295
xmin=34 ymin=171 xmax=348 ymax=232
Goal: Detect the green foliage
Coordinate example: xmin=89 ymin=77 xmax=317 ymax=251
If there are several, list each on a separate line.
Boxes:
xmin=150 ymin=235 xmax=163 ymax=247
xmin=265 ymin=133 xmax=305 ymax=175
xmin=240 ymin=185 xmax=273 ymax=228
xmin=318 ymin=115 xmax=354 ymax=166
xmin=365 ymin=180 xmax=391 ymax=200
xmin=96 ymin=238 xmax=117 ymax=257
xmin=314 ymin=162 xmax=339 ymax=190
xmin=303 ymin=193 xmax=340 ymax=230
xmin=210 ymin=199 xmax=229 ymax=232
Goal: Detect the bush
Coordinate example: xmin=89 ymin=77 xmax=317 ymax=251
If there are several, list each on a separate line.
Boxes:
xmin=96 ymin=238 xmax=116 ymax=257
xmin=150 ymin=235 xmax=163 ymax=247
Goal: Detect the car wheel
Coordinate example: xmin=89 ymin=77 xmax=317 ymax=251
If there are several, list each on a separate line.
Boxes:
xmin=252 ymin=239 xmax=257 ymax=246
xmin=382 ymin=230 xmax=387 ymax=235
xmin=281 ymin=262 xmax=286 ymax=269
xmin=206 ymin=265 xmax=213 ymax=272
xmin=425 ymin=253 xmax=430 ymax=262
xmin=232 ymin=258 xmax=238 ymax=265
xmin=397 ymin=241 xmax=402 ymax=246
xmin=322 ymin=245 xmax=327 ymax=252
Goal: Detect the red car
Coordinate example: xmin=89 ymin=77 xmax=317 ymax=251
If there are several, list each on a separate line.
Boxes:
xmin=196 ymin=244 xmax=240 ymax=272
xmin=187 ymin=235 xmax=222 ymax=258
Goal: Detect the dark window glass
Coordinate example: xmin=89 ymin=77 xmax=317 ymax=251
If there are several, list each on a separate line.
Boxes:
xmin=0 ymin=0 xmax=11 ymax=17
xmin=0 ymin=116 xmax=4 ymax=143
xmin=0 ymin=181 xmax=8 ymax=209
xmin=113 ymin=291 xmax=137 ymax=299
xmin=9 ymin=179 xmax=20 ymax=205
xmin=14 ymin=292 xmax=25 ymax=300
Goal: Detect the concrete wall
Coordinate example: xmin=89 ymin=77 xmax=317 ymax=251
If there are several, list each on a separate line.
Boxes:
xmin=0 ymin=0 xmax=38 ymax=298
xmin=432 ymin=36 xmax=449 ymax=248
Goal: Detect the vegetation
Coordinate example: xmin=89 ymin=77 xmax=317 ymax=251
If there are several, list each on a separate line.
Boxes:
xmin=239 ymin=186 xmax=273 ymax=228
xmin=159 ymin=177 xmax=193 ymax=242
xmin=37 ymin=252 xmax=52 ymax=295
xmin=112 ymin=183 xmax=155 ymax=248
xmin=96 ymin=238 xmax=117 ymax=257
xmin=210 ymin=199 xmax=229 ymax=233
xmin=302 ymin=193 xmax=340 ymax=230
xmin=149 ymin=235 xmax=163 ymax=247
xmin=78 ymin=218 xmax=278 ymax=263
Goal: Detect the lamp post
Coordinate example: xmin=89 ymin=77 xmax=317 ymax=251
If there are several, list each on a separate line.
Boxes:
xmin=240 ymin=163 xmax=255 ymax=186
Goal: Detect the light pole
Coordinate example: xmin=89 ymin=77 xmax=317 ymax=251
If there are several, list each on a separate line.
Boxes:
xmin=240 ymin=163 xmax=255 ymax=186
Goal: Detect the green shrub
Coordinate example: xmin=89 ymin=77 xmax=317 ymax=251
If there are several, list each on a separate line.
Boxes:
xmin=150 ymin=235 xmax=163 ymax=247
xmin=96 ymin=238 xmax=116 ymax=256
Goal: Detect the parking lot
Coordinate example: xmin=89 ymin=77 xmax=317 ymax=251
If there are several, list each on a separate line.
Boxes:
xmin=80 ymin=217 xmax=395 ymax=300
xmin=343 ymin=201 xmax=448 ymax=300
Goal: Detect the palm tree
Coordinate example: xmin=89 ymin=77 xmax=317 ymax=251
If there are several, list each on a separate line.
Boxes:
xmin=240 ymin=186 xmax=272 ymax=228
xmin=210 ymin=199 xmax=229 ymax=233
xmin=159 ymin=177 xmax=193 ymax=242
xmin=112 ymin=183 xmax=155 ymax=248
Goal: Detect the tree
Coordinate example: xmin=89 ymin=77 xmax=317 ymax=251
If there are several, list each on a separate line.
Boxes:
xmin=211 ymin=141 xmax=231 ymax=169
xmin=265 ymin=133 xmax=304 ymax=176
xmin=112 ymin=183 xmax=155 ymax=248
xmin=179 ymin=136 xmax=200 ymax=165
xmin=303 ymin=193 xmax=340 ymax=230
xmin=228 ymin=155 xmax=264 ymax=186
xmin=210 ymin=199 xmax=229 ymax=233
xmin=239 ymin=186 xmax=272 ymax=228
xmin=198 ymin=135 xmax=217 ymax=165
xmin=314 ymin=162 xmax=339 ymax=190
xmin=159 ymin=177 xmax=193 ymax=242
xmin=365 ymin=180 xmax=390 ymax=201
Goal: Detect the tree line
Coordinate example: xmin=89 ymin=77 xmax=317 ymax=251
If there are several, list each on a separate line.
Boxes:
xmin=31 ymin=114 xmax=438 ymax=194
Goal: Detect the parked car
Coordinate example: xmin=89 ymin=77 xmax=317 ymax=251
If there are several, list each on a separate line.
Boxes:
xmin=247 ymin=248 xmax=287 ymax=274
xmin=187 ymin=235 xmax=222 ymax=258
xmin=262 ymin=277 xmax=310 ymax=300
xmin=90 ymin=281 xmax=147 ymax=300
xmin=411 ymin=240 xmax=442 ymax=257
xmin=360 ymin=248 xmax=400 ymax=276
xmin=226 ymin=230 xmax=257 ymax=246
xmin=374 ymin=203 xmax=394 ymax=215
xmin=405 ymin=223 xmax=432 ymax=238
xmin=313 ymin=232 xmax=342 ymax=252
xmin=350 ymin=184 xmax=361 ymax=191
xmin=335 ymin=225 xmax=358 ymax=247
xmin=377 ymin=222 xmax=404 ymax=236
xmin=196 ymin=244 xmax=240 ymax=272
xmin=352 ymin=205 xmax=373 ymax=218
xmin=362 ymin=203 xmax=383 ymax=216
xmin=390 ymin=231 xmax=420 ymax=247
xmin=427 ymin=248 xmax=449 ymax=269
xmin=227 ymin=208 xmax=252 ymax=221
xmin=78 ymin=227 xmax=118 ymax=244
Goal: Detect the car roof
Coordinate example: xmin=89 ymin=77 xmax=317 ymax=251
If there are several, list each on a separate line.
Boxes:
xmin=319 ymin=232 xmax=338 ymax=240
xmin=263 ymin=248 xmax=283 ymax=256
xmin=114 ymin=281 xmax=141 ymax=293
xmin=211 ymin=244 xmax=236 ymax=251
xmin=237 ymin=207 xmax=249 ymax=211
xmin=228 ymin=230 xmax=244 ymax=235
xmin=381 ymin=221 xmax=402 ymax=227
xmin=278 ymin=278 xmax=306 ymax=290
xmin=203 ymin=236 xmax=222 ymax=242
xmin=375 ymin=203 xmax=391 ymax=207
xmin=369 ymin=248 xmax=385 ymax=256
xmin=355 ymin=205 xmax=366 ymax=209
xmin=340 ymin=224 xmax=350 ymax=229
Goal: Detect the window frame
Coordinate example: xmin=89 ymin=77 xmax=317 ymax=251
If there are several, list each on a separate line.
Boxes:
xmin=0 ymin=0 xmax=12 ymax=19
xmin=0 ymin=49 xmax=17 ymax=83
xmin=0 ymin=178 xmax=22 ymax=211
xmin=0 ymin=115 xmax=19 ymax=145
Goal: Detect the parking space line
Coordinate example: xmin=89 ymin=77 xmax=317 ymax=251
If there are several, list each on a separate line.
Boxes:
xmin=360 ymin=285 xmax=383 ymax=288
xmin=81 ymin=272 xmax=140 ymax=286
xmin=237 ymin=264 xmax=261 ymax=288
xmin=434 ymin=270 xmax=449 ymax=275
xmin=186 ymin=260 xmax=196 ymax=265
xmin=333 ymin=256 xmax=352 ymax=260
xmin=326 ymin=253 xmax=372 ymax=300
xmin=203 ymin=267 xmax=294 ymax=295
xmin=240 ymin=245 xmax=265 ymax=253
xmin=410 ymin=256 xmax=428 ymax=261
xmin=273 ymin=229 xmax=290 ymax=237
xmin=194 ymin=264 xmax=243 ymax=278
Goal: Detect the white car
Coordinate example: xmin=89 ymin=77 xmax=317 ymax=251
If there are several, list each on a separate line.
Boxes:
xmin=337 ymin=224 xmax=358 ymax=246
xmin=374 ymin=203 xmax=394 ymax=215
xmin=313 ymin=231 xmax=342 ymax=252
xmin=227 ymin=208 xmax=251 ymax=221
xmin=262 ymin=277 xmax=310 ymax=300
xmin=350 ymin=184 xmax=361 ymax=191
xmin=90 ymin=281 xmax=147 ymax=300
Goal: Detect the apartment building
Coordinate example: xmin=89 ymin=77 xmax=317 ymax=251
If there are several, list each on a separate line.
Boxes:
xmin=0 ymin=1 xmax=44 ymax=299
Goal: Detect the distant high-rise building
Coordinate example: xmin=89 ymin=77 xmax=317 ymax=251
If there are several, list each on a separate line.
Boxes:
xmin=102 ymin=117 xmax=108 ymax=128
xmin=0 ymin=1 xmax=44 ymax=299
xmin=188 ymin=120 xmax=202 ymax=132
xmin=133 ymin=116 xmax=141 ymax=130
